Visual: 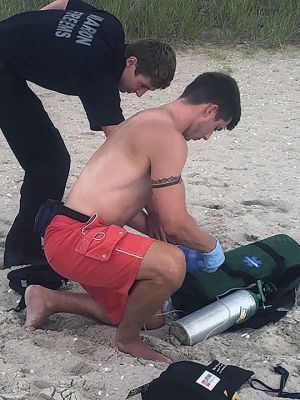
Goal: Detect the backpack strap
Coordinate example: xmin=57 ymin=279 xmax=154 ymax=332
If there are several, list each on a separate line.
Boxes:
xmin=220 ymin=262 xmax=256 ymax=283
xmin=252 ymin=242 xmax=286 ymax=278
xmin=250 ymin=365 xmax=300 ymax=399
xmin=14 ymin=295 xmax=26 ymax=312
xmin=7 ymin=294 xmax=26 ymax=313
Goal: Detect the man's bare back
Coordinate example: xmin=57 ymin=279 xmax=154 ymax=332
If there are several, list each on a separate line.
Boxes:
xmin=66 ymin=107 xmax=187 ymax=226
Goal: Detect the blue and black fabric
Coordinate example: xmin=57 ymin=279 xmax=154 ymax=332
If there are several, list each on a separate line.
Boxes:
xmin=34 ymin=199 xmax=90 ymax=238
xmin=34 ymin=199 xmax=64 ymax=237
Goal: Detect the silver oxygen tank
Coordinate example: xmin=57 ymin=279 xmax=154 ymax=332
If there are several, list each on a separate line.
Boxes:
xmin=169 ymin=290 xmax=259 ymax=345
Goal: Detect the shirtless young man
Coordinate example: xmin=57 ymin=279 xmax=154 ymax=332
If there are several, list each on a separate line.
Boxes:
xmin=25 ymin=72 xmax=241 ymax=363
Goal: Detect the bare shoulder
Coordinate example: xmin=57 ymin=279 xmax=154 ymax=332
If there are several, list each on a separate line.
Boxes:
xmin=133 ymin=108 xmax=187 ymax=154
xmin=135 ymin=107 xmax=174 ymax=129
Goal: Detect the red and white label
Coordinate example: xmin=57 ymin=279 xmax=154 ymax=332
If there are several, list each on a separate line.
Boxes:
xmin=196 ymin=371 xmax=220 ymax=391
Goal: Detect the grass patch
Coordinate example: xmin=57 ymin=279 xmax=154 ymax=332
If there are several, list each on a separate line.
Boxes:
xmin=0 ymin=0 xmax=299 ymax=47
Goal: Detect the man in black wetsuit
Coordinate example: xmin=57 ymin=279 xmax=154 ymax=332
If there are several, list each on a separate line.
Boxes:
xmin=0 ymin=0 xmax=176 ymax=268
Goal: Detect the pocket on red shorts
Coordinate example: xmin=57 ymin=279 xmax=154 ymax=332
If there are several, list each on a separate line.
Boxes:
xmin=75 ymin=224 xmax=128 ymax=261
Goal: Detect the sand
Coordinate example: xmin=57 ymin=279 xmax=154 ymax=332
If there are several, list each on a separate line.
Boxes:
xmin=0 ymin=46 xmax=299 ymax=399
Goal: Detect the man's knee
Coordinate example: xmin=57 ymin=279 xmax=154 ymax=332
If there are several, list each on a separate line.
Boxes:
xmin=154 ymin=246 xmax=186 ymax=290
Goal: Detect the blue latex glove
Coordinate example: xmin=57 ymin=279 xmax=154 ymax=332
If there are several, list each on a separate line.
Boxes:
xmin=178 ymin=240 xmax=225 ymax=273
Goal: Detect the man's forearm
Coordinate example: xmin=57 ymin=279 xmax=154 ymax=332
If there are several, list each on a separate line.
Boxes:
xmin=126 ymin=211 xmax=148 ymax=235
xmin=40 ymin=0 xmax=69 ymax=11
xmin=164 ymin=214 xmax=216 ymax=252
xmin=145 ymin=198 xmax=156 ymax=217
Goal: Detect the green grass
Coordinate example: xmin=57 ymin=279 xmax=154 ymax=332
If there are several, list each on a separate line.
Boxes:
xmin=0 ymin=0 xmax=299 ymax=47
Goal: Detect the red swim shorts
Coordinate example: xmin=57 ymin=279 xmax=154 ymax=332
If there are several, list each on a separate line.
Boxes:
xmin=44 ymin=214 xmax=155 ymax=325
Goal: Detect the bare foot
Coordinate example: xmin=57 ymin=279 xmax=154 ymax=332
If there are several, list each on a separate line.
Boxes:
xmin=25 ymin=285 xmax=52 ymax=328
xmin=112 ymin=335 xmax=171 ymax=363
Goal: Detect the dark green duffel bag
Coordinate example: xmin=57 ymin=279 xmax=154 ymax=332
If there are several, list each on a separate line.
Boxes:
xmin=172 ymin=234 xmax=300 ymax=328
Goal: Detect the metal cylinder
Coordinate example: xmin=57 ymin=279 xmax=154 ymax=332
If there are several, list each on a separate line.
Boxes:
xmin=169 ymin=290 xmax=259 ymax=345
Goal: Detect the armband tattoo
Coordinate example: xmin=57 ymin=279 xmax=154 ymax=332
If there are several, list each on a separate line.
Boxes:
xmin=151 ymin=175 xmax=182 ymax=188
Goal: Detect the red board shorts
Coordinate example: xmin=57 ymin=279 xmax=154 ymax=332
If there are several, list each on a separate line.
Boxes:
xmin=44 ymin=213 xmax=155 ymax=325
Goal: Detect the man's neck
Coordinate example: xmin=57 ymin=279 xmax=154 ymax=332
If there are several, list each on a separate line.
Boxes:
xmin=163 ymin=99 xmax=199 ymax=134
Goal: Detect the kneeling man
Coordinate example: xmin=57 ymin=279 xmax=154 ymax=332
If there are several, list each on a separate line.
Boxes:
xmin=26 ymin=72 xmax=241 ymax=363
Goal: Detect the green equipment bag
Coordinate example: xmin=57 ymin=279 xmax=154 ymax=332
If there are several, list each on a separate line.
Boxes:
xmin=172 ymin=234 xmax=300 ymax=329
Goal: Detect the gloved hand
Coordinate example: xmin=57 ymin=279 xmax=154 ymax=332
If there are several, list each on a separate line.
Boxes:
xmin=178 ymin=240 xmax=225 ymax=273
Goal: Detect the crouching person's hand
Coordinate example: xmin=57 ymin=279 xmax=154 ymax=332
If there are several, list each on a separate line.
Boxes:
xmin=178 ymin=239 xmax=225 ymax=273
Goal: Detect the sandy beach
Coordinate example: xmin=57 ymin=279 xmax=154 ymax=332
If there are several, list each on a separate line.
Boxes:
xmin=0 ymin=46 xmax=299 ymax=399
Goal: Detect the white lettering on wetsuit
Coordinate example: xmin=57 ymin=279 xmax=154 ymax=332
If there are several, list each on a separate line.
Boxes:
xmin=55 ymin=11 xmax=83 ymax=38
xmin=76 ymin=14 xmax=104 ymax=46
xmin=55 ymin=11 xmax=104 ymax=46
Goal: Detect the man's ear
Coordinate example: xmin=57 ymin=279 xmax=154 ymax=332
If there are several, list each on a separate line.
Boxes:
xmin=203 ymin=103 xmax=219 ymax=119
xmin=125 ymin=56 xmax=138 ymax=68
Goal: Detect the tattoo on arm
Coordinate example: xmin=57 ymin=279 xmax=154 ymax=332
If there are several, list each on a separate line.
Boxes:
xmin=151 ymin=175 xmax=182 ymax=188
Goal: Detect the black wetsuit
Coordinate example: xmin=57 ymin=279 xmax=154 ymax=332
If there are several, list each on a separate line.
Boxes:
xmin=0 ymin=0 xmax=125 ymax=266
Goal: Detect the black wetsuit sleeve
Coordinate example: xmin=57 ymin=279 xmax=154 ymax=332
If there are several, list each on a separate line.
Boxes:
xmin=80 ymin=77 xmax=125 ymax=131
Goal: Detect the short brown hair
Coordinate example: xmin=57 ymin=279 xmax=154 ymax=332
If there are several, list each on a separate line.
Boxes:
xmin=125 ymin=39 xmax=176 ymax=89
xmin=180 ymin=72 xmax=241 ymax=130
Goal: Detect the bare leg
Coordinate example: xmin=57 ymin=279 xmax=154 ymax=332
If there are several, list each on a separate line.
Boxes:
xmin=112 ymin=241 xmax=185 ymax=363
xmin=25 ymin=285 xmax=111 ymax=328
xmin=25 ymin=242 xmax=185 ymax=363
xmin=144 ymin=308 xmax=165 ymax=330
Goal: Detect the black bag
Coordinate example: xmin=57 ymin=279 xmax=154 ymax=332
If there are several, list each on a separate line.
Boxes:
xmin=7 ymin=264 xmax=68 ymax=312
xmin=127 ymin=360 xmax=254 ymax=400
